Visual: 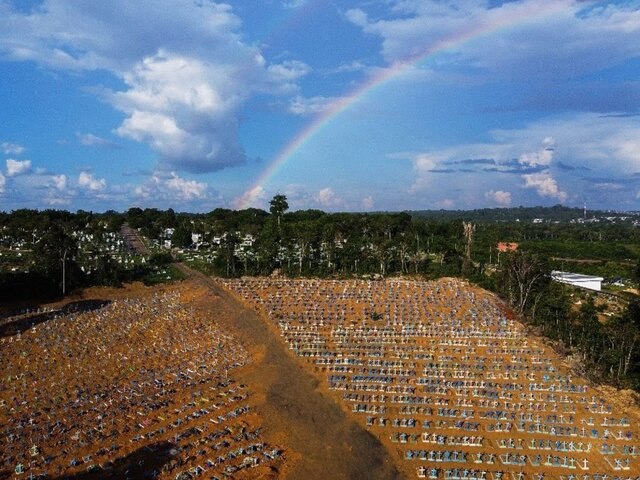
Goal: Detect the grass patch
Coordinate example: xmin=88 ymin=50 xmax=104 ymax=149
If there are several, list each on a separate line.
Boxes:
xmin=182 ymin=258 xmax=218 ymax=276
xmin=142 ymin=264 xmax=187 ymax=286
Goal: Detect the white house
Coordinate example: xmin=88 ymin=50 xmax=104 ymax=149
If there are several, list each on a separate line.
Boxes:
xmin=191 ymin=233 xmax=203 ymax=245
xmin=551 ymin=271 xmax=603 ymax=291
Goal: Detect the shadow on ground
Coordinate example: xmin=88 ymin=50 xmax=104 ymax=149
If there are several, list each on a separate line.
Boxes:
xmin=52 ymin=441 xmax=175 ymax=479
xmin=0 ymin=299 xmax=111 ymax=338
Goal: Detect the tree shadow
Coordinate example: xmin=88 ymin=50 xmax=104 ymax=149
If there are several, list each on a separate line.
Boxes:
xmin=0 ymin=299 xmax=111 ymax=338
xmin=52 ymin=441 xmax=175 ymax=479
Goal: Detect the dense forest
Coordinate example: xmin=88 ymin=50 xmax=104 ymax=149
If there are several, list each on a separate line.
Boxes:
xmin=1 ymin=200 xmax=640 ymax=389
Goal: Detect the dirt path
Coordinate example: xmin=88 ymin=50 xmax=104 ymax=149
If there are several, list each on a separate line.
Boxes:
xmin=120 ymin=223 xmax=149 ymax=255
xmin=180 ymin=265 xmax=403 ymax=480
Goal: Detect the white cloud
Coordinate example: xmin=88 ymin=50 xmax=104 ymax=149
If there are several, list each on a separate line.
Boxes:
xmin=266 ymin=60 xmax=311 ymax=93
xmin=519 ymin=137 xmax=555 ymax=167
xmin=232 ymin=185 xmax=266 ymax=209
xmin=347 ymin=1 xmax=640 ymax=81
xmin=361 ymin=195 xmax=375 ymax=210
xmin=315 ymin=187 xmax=344 ymax=208
xmin=77 ymin=132 xmax=119 ymax=149
xmin=344 ymin=9 xmax=368 ymax=28
xmin=413 ymin=153 xmax=438 ymax=172
xmin=110 ymin=51 xmax=250 ymax=172
xmin=593 ymin=182 xmax=624 ymax=191
xmin=108 ymin=51 xmax=311 ymax=172
xmin=491 ymin=114 xmax=640 ymax=174
xmin=44 ymin=196 xmax=72 ymax=206
xmin=51 ymin=174 xmax=67 ymax=191
xmin=0 ymin=1 xmax=247 ymax=71
xmin=165 ymin=172 xmax=207 ymax=201
xmin=485 ymin=189 xmax=512 ymax=206
xmin=6 ymin=159 xmax=31 ymax=176
xmin=522 ymin=172 xmax=567 ymax=202
xmin=0 ymin=172 xmax=5 ymax=193
xmin=330 ymin=60 xmax=367 ymax=74
xmin=288 ymin=95 xmax=340 ymax=116
xmin=399 ymin=113 xmax=640 ymax=206
xmin=393 ymin=152 xmax=440 ymax=193
xmin=0 ymin=170 xmax=76 ymax=207
xmin=0 ymin=1 xmax=311 ymax=173
xmin=78 ymin=172 xmax=107 ymax=191
xmin=1 ymin=142 xmax=25 ymax=155
xmin=134 ymin=171 xmax=209 ymax=204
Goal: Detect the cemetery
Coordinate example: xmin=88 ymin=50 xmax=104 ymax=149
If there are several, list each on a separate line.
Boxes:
xmin=223 ymin=277 xmax=640 ymax=479
xmin=3 ymin=269 xmax=640 ymax=479
xmin=0 ymin=282 xmax=285 ymax=479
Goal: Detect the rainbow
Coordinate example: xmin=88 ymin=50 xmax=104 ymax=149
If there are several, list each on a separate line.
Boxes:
xmin=238 ymin=1 xmax=578 ymax=208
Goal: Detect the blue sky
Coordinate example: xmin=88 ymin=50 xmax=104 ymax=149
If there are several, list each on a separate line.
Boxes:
xmin=1 ymin=0 xmax=639 ymax=212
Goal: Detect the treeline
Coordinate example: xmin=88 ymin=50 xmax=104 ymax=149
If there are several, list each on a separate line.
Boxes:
xmin=3 ymin=203 xmax=640 ymax=282
xmin=0 ymin=209 xmax=172 ymax=303
xmin=127 ymin=200 xmax=468 ymax=279
xmin=410 ymin=204 xmax=640 ymax=223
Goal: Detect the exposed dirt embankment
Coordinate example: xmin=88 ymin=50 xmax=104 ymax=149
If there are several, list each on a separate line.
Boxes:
xmin=183 ymin=266 xmax=403 ymax=480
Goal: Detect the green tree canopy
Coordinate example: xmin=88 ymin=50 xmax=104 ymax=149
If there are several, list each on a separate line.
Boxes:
xmin=269 ymin=194 xmax=289 ymax=229
xmin=171 ymin=223 xmax=193 ymax=248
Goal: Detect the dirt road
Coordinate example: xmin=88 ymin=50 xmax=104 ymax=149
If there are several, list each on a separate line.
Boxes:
xmin=181 ymin=265 xmax=403 ymax=480
xmin=120 ymin=223 xmax=149 ymax=255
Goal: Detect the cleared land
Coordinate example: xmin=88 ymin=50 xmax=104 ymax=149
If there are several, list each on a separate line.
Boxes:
xmin=1 ymin=281 xmax=285 ymax=480
xmin=222 ymin=277 xmax=640 ymax=479
xmin=0 ymin=275 xmax=400 ymax=480
xmin=3 ymin=274 xmax=640 ymax=479
xmin=184 ymin=266 xmax=402 ymax=480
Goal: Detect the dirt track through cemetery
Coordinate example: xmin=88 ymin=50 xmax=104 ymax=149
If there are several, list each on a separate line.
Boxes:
xmin=185 ymin=267 xmax=403 ymax=480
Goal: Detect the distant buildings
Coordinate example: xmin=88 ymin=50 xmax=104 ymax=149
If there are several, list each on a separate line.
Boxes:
xmin=551 ymin=270 xmax=603 ymax=291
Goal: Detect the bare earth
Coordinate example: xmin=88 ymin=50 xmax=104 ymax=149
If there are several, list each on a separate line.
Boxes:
xmin=1 ymin=270 xmax=401 ymax=480
xmin=221 ymin=276 xmax=640 ymax=480
xmin=1 ymin=280 xmax=287 ymax=479
xmin=3 ymin=269 xmax=640 ymax=479
xmin=184 ymin=267 xmax=403 ymax=480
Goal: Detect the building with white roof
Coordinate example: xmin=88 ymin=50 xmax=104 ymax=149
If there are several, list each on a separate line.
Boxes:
xmin=551 ymin=271 xmax=603 ymax=292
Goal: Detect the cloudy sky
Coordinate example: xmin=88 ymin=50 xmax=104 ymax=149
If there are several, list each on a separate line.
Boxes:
xmin=1 ymin=0 xmax=639 ymax=212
